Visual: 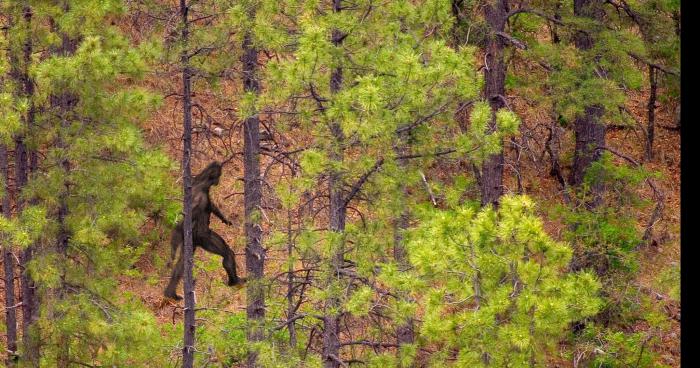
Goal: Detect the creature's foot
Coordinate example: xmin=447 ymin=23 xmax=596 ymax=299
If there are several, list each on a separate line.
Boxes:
xmin=227 ymin=276 xmax=247 ymax=287
xmin=164 ymin=290 xmax=183 ymax=301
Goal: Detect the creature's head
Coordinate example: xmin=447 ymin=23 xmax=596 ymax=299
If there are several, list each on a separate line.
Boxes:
xmin=195 ymin=161 xmax=223 ymax=188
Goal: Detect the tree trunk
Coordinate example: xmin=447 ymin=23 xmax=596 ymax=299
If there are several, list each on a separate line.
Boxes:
xmin=50 ymin=10 xmax=79 ymax=366
xmin=1 ymin=145 xmax=18 ymax=366
xmin=16 ymin=137 xmax=37 ymax=367
xmin=480 ymin=0 xmax=509 ymax=207
xmin=242 ymin=29 xmax=265 ymax=368
xmin=179 ymin=1 xmax=196 ymax=367
xmin=568 ymin=0 xmax=606 ymax=208
xmin=568 ymin=107 xmax=605 ymax=184
xmin=645 ymin=65 xmax=657 ymax=161
xmin=11 ymin=6 xmax=40 ymax=365
xmin=3 ymin=6 xmax=37 ymax=364
xmin=323 ymin=2 xmax=346 ymax=366
xmin=286 ymin=208 xmax=297 ymax=348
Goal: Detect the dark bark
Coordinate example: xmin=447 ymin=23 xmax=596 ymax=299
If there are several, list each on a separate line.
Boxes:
xmin=16 ymin=138 xmax=37 ymax=367
xmin=180 ymin=1 xmax=196 ymax=367
xmin=323 ymin=2 xmax=346 ymax=367
xmin=546 ymin=123 xmax=566 ymax=187
xmin=568 ymin=0 xmax=606 ymax=208
xmin=640 ymin=178 xmax=664 ymax=249
xmin=50 ymin=8 xmax=79 ymax=367
xmin=568 ymin=106 xmax=605 ymax=198
xmin=286 ymin=209 xmax=297 ymax=348
xmin=242 ymin=28 xmax=265 ymax=368
xmin=645 ymin=65 xmax=657 ymax=161
xmin=480 ymin=0 xmax=509 ymax=207
xmin=545 ymin=122 xmax=572 ymax=204
xmin=549 ymin=2 xmax=563 ymax=43
xmin=10 ymin=6 xmax=40 ymax=366
xmin=3 ymin=6 xmax=36 ymax=365
xmin=322 ymin=97 xmax=346 ymax=365
xmin=1 ymin=145 xmax=18 ymax=366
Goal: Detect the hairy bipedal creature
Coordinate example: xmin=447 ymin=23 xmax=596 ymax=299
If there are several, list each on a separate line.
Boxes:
xmin=165 ymin=161 xmax=243 ymax=300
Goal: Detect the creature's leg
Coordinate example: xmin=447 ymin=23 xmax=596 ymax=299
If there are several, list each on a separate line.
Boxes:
xmin=164 ymin=251 xmax=184 ymax=300
xmin=168 ymin=224 xmax=183 ymax=268
xmin=198 ymin=231 xmax=241 ymax=286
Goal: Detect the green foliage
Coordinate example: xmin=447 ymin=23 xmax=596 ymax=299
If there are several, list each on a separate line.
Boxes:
xmin=0 ymin=205 xmax=48 ymax=248
xmin=654 ymin=265 xmax=680 ymax=302
xmin=37 ymin=294 xmax=168 ymax=366
xmin=194 ymin=311 xmax=249 ymax=366
xmin=0 ymin=1 xmax=180 ymax=365
xmin=405 ymin=195 xmax=601 ymax=367
xmin=555 ymin=153 xmax=655 ymax=274
xmin=553 ymin=150 xmax=668 ymax=366
xmin=574 ymin=324 xmax=659 ymax=368
xmin=0 ymin=1 xmax=680 ymax=367
xmin=0 ymin=92 xmax=22 ymax=144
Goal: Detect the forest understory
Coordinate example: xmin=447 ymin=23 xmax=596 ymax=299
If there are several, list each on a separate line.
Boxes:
xmin=0 ymin=1 xmax=680 ymax=367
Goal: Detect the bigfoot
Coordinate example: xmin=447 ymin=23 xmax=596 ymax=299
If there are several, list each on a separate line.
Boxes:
xmin=164 ymin=161 xmax=243 ymax=300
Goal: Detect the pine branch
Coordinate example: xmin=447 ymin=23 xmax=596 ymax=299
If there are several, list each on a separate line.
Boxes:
xmin=506 ymin=8 xmax=564 ymax=25
xmin=496 ymin=31 xmax=528 ymax=50
xmin=343 ymin=157 xmax=385 ymax=207
xmin=627 ymin=52 xmax=679 ymax=77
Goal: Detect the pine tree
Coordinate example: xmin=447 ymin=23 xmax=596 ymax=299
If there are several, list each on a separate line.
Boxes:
xmin=240 ymin=4 xmax=266 ymax=367
xmin=479 ymin=0 xmax=510 ymax=207
xmin=178 ymin=1 xmax=197 ymax=366
xmin=501 ymin=2 xmax=676 ymax=365
xmin=0 ymin=108 xmax=18 ymax=366
xmin=602 ymin=0 xmax=680 ymax=160
xmin=0 ymin=1 xmax=678 ymax=366
xmin=1 ymin=1 xmax=179 ymax=365
xmin=256 ymin=0 xmax=514 ymax=365
xmin=1 ymin=2 xmax=39 ymax=363
xmin=405 ymin=195 xmax=601 ymax=366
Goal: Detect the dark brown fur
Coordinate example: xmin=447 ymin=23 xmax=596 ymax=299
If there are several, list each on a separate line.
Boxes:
xmin=164 ymin=162 xmax=242 ymax=300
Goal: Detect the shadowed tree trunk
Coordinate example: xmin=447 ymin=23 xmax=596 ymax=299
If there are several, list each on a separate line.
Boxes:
xmin=9 ymin=5 xmax=40 ymax=366
xmin=1 ymin=145 xmax=18 ymax=366
xmin=645 ymin=65 xmax=657 ymax=161
xmin=480 ymin=0 xmax=509 ymax=207
xmin=49 ymin=5 xmax=79 ymax=365
xmin=3 ymin=6 xmax=37 ymax=365
xmin=179 ymin=1 xmax=196 ymax=367
xmin=323 ymin=2 xmax=346 ymax=366
xmin=568 ymin=0 xmax=606 ymax=209
xmin=285 ymin=207 xmax=297 ymax=348
xmin=242 ymin=25 xmax=265 ymax=368
xmin=16 ymin=130 xmax=38 ymax=367
xmin=16 ymin=133 xmax=36 ymax=366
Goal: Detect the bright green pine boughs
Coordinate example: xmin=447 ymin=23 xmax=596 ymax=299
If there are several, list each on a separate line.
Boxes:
xmin=0 ymin=1 xmax=179 ymax=365
xmin=405 ymin=195 xmax=602 ymax=367
xmin=1 ymin=1 xmax=673 ymax=366
xmin=256 ymin=0 xmax=525 ymax=365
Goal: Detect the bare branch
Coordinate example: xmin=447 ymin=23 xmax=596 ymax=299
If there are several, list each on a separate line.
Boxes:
xmin=495 ymin=31 xmax=528 ymax=50
xmin=627 ymin=52 xmax=679 ymax=77
xmin=343 ymin=158 xmax=385 ymax=207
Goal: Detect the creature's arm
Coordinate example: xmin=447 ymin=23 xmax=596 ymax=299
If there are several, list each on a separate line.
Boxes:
xmin=210 ymin=201 xmax=233 ymax=226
